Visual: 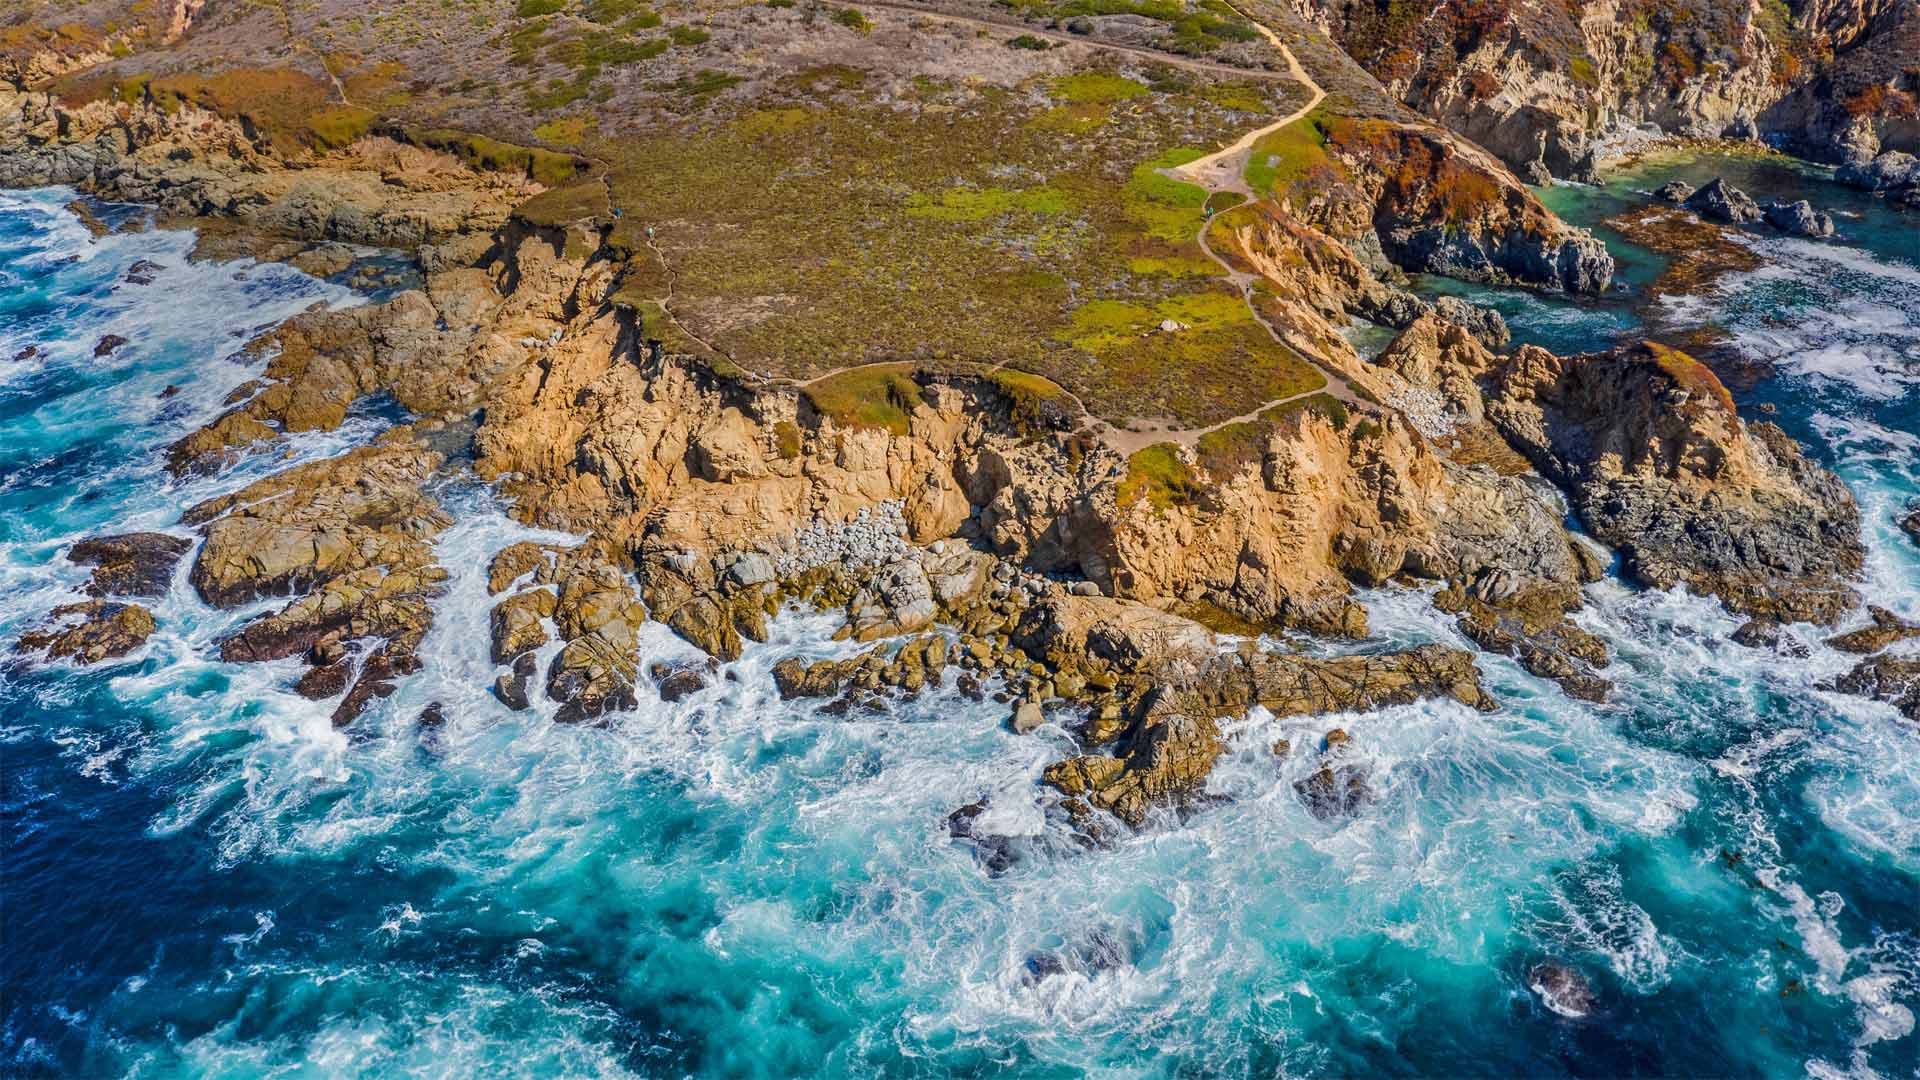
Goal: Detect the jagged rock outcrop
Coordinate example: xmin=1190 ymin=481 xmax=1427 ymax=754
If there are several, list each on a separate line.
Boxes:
xmin=1654 ymin=181 xmax=1696 ymax=204
xmin=1295 ymin=0 xmax=1920 ymax=176
xmin=1042 ymin=639 xmax=1493 ymax=827
xmin=1433 ymin=296 xmax=1511 ymax=351
xmin=14 ymin=601 xmax=156 ymax=665
xmin=0 ymin=88 xmax=526 ymax=249
xmin=1826 ymin=606 xmax=1920 ymax=654
xmin=67 ymin=532 xmax=192 ymax=597
xmin=1303 ymin=118 xmax=1614 ymax=292
xmin=1434 ymin=580 xmax=1612 ymax=701
xmin=184 ymin=439 xmax=451 ymax=724
xmin=1683 ymin=178 xmax=1763 ymax=224
xmin=1486 ymin=342 xmax=1863 ymax=622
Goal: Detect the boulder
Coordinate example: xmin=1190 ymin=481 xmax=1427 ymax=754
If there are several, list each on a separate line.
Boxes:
xmin=1652 ymin=180 xmax=1695 ymax=204
xmin=1762 ymin=200 xmax=1835 ymax=238
xmin=490 ymin=588 xmax=556 ymax=664
xmin=846 ymin=558 xmax=937 ymax=641
xmin=93 ymin=334 xmax=128 ymax=357
xmin=1295 ymin=763 xmax=1372 ymax=820
xmin=488 ymin=541 xmax=556 ymax=594
xmin=1836 ymin=151 xmax=1919 ymax=195
xmin=67 ymin=532 xmax=192 ymax=597
xmin=1011 ymin=699 xmax=1045 ymax=734
xmin=123 ymin=259 xmax=163 ymax=286
xmin=1900 ymin=504 xmax=1919 ymax=549
xmin=1682 ymin=178 xmax=1762 ymax=224
xmin=651 ymin=661 xmax=710 ymax=703
xmin=14 ymin=600 xmax=155 ymax=664
xmin=494 ymin=671 xmax=532 ymax=711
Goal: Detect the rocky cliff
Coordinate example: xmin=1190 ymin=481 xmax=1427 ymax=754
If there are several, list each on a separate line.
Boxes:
xmin=1291 ymin=0 xmax=1920 ymax=175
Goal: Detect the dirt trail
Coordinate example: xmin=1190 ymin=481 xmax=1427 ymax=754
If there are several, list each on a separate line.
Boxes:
xmin=848 ymin=0 xmax=1297 ymax=82
xmin=1162 ymin=1 xmax=1326 ymax=196
xmin=1099 ymin=0 xmax=1367 ymax=456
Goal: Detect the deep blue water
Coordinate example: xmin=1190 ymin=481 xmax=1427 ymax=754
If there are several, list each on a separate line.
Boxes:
xmin=2 ymin=165 xmax=1917 ymax=1079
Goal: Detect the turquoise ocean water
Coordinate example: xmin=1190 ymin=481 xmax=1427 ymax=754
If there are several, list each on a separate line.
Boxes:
xmin=2 ymin=161 xmax=1917 ymax=1077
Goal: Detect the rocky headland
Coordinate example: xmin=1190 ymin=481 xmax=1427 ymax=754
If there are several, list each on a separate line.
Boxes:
xmin=0 ymin=0 xmax=1899 ymax=845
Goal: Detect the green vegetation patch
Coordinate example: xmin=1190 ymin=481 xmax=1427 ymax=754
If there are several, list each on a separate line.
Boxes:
xmin=306 ymin=105 xmax=377 ymax=150
xmin=513 ymin=180 xmax=611 ymax=227
xmin=832 ymin=8 xmax=872 ymax=32
xmin=1117 ymin=443 xmax=1202 ymax=511
xmin=987 ymin=368 xmax=1073 ymax=428
xmin=1051 ymin=72 xmax=1149 ymax=103
xmin=803 ymin=364 xmax=926 ymax=435
xmin=1642 ymin=342 xmax=1735 ymax=414
xmin=1242 ymin=107 xmax=1334 ymax=198
xmin=582 ymin=0 xmax=659 ymax=24
xmin=411 ymin=128 xmax=583 ymax=185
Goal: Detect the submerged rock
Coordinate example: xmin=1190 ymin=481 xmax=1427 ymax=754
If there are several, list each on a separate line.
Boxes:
xmin=946 ymin=800 xmax=1022 ymax=875
xmin=14 ymin=600 xmax=155 ymax=665
xmin=1295 ymin=762 xmax=1372 ymax=820
xmin=92 ymin=334 xmax=128 ymax=357
xmin=1900 ymin=505 xmax=1920 ymax=549
xmin=67 ymin=532 xmax=192 ymax=598
xmin=1682 ymin=178 xmax=1762 ymax=224
xmin=1529 ymin=962 xmax=1598 ymax=1019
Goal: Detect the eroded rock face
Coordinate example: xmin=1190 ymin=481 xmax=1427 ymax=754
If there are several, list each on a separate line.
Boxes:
xmin=185 ymin=439 xmax=451 ymax=724
xmin=14 ymin=601 xmax=155 ymax=665
xmin=1487 ymin=342 xmax=1863 ymax=623
xmin=67 ymin=532 xmax=192 ymax=597
xmin=1308 ymin=120 xmax=1615 ymax=293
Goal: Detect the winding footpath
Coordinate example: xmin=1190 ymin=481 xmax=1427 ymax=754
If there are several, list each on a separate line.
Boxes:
xmin=1108 ymin=0 xmax=1367 ymax=456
